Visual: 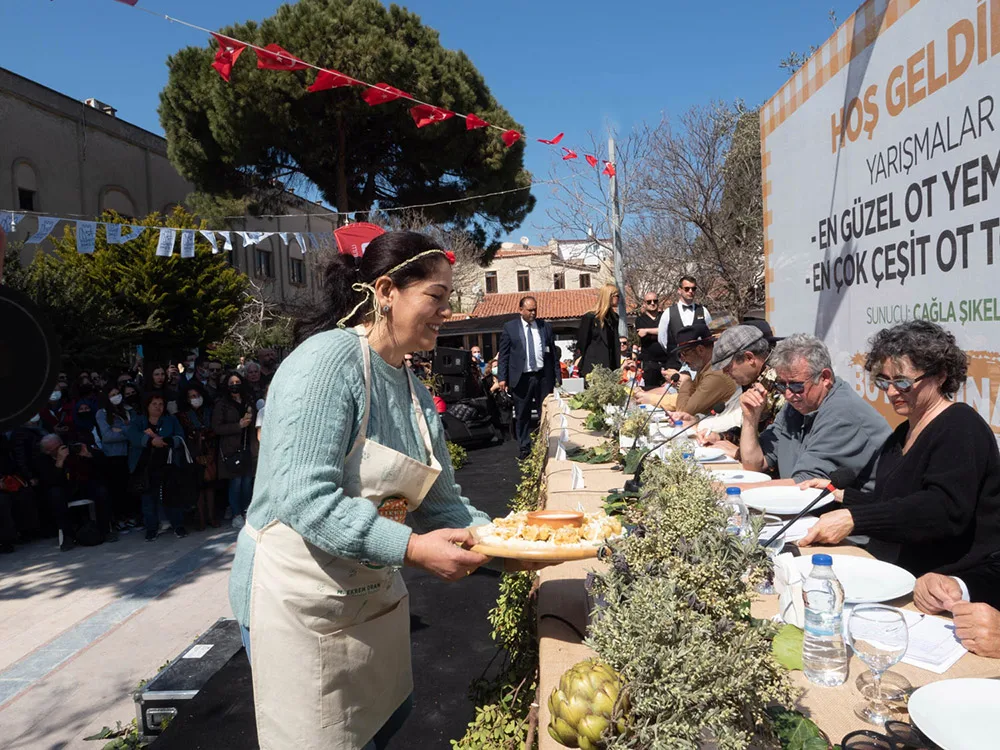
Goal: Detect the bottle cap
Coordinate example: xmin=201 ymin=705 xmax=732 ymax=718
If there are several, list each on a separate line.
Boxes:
xmin=673 ymin=420 xmax=684 ymax=427
xmin=811 ymin=554 xmax=833 ymax=566
xmin=725 ymin=486 xmax=741 ymax=495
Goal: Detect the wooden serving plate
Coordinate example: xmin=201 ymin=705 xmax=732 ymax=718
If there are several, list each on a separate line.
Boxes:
xmin=469 ymin=525 xmax=610 ymax=561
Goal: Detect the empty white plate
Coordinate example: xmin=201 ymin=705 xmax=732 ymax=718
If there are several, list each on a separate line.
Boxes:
xmin=694 ymin=447 xmax=726 ymax=462
xmin=709 ymin=469 xmax=771 ymax=484
xmin=742 ymin=486 xmax=826 ymax=515
xmin=909 ymin=678 xmax=1000 ymax=750
xmin=792 ymin=554 xmax=915 ymax=603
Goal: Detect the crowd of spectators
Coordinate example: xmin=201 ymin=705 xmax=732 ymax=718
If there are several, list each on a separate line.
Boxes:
xmin=0 ymin=348 xmax=279 ymax=553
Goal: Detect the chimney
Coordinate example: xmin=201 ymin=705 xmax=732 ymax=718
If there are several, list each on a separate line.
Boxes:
xmin=84 ymin=98 xmax=117 ymax=117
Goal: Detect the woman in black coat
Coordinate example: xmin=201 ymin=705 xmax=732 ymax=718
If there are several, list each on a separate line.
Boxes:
xmin=576 ymin=283 xmax=622 ymax=379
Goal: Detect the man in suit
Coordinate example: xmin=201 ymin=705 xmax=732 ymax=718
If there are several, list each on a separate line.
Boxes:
xmin=657 ymin=275 xmax=712 ymax=370
xmin=498 ymin=296 xmax=560 ymax=459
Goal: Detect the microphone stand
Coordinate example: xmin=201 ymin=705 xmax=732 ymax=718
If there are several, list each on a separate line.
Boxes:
xmin=630 ymin=373 xmax=680 ymax=442
xmin=761 ymin=470 xmax=855 ymax=547
xmin=623 ymin=405 xmax=724 ymax=493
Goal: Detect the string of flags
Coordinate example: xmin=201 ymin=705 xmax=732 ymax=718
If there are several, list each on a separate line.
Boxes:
xmin=0 ymin=210 xmax=335 ymax=258
xmin=110 ymin=0 xmax=616 ymax=177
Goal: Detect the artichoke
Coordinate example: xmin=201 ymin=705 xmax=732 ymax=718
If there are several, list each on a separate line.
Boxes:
xmin=547 ymin=659 xmax=629 ymax=749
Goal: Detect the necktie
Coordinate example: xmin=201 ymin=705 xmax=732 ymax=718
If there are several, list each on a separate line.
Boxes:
xmin=525 ymin=323 xmax=537 ymax=371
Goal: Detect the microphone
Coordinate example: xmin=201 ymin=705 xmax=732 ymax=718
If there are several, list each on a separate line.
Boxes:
xmin=761 ymin=467 xmax=857 ymax=548
xmin=631 ymin=371 xmax=682 ymax=440
xmin=622 ymin=364 xmax=639 ymax=410
xmin=623 ymin=401 xmax=728 ymax=492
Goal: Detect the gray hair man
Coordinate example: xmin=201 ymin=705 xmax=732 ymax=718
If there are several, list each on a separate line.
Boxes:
xmin=739 ymin=334 xmax=891 ymax=490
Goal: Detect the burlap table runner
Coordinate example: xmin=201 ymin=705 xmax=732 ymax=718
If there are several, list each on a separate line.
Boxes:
xmin=535 ymin=396 xmax=1000 ymax=748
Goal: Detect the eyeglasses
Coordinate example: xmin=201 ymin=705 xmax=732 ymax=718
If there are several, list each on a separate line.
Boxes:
xmin=841 ymin=720 xmax=933 ymax=749
xmin=873 ymin=372 xmax=932 ymax=393
xmin=645 ymin=299 xmax=658 ymax=304
xmin=681 ymin=286 xmax=697 ymax=292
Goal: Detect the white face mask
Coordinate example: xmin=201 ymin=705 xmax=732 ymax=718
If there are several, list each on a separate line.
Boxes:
xmin=50 ymin=391 xmax=61 ymax=402
xmin=492 ymin=365 xmax=499 ymax=376
xmin=190 ymin=396 xmax=204 ymax=409
xmin=109 ymin=394 xmax=123 ymax=406
xmin=29 ymin=414 xmax=40 ymax=424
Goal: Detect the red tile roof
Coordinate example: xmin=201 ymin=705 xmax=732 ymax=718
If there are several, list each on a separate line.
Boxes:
xmin=469 ymin=289 xmax=600 ymax=320
xmin=493 ymin=245 xmax=553 ymax=258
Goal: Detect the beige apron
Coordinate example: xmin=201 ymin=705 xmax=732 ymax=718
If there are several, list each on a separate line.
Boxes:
xmin=246 ymin=327 xmax=442 ymax=750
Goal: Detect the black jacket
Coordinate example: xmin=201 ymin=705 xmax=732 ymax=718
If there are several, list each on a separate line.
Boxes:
xmin=576 ymin=311 xmax=620 ymax=378
xmin=498 ymin=317 xmax=559 ymax=394
xmin=845 ymin=404 xmax=1000 ymax=578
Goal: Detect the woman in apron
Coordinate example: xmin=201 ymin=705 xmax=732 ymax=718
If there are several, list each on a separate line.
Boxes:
xmin=229 ymin=231 xmax=530 ymax=750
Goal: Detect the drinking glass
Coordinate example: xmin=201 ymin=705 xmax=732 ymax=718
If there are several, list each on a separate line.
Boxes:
xmin=848 ymin=605 xmax=909 ymax=726
xmin=756 ymin=514 xmax=785 ymax=594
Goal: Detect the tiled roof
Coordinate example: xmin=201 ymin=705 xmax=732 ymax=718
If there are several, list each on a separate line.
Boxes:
xmin=448 ymin=312 xmax=470 ymax=321
xmin=469 ymin=289 xmax=600 ymax=320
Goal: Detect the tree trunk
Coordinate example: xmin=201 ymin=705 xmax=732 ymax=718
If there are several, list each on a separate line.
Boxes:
xmin=336 ymin=111 xmax=349 ymax=226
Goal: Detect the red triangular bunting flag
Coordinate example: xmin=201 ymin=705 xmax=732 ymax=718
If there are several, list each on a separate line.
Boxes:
xmin=501 ymin=130 xmax=522 ymax=148
xmin=362 ymin=83 xmax=410 ymax=106
xmin=465 ymin=113 xmax=489 ymax=130
xmin=585 ymin=154 xmax=599 ymax=168
xmin=410 ymin=104 xmax=455 ymax=128
xmin=255 ymin=43 xmax=309 ymax=71
xmin=308 ymin=69 xmax=359 ymax=92
xmin=561 ymin=148 xmax=578 ymax=161
xmin=210 ymin=34 xmax=246 ymax=82
xmin=602 ymin=161 xmax=616 ymax=177
xmin=538 ymin=132 xmax=564 ymax=145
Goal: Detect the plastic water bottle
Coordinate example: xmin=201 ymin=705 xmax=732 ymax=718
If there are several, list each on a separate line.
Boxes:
xmin=673 ymin=420 xmax=696 ymax=461
xmin=722 ymin=486 xmax=748 ymax=536
xmin=802 ymin=554 xmax=848 ymax=686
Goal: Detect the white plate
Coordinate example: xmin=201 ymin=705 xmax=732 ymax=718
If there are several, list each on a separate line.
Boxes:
xmin=709 ymin=469 xmax=772 ymax=484
xmin=694 ymin=447 xmax=725 ymax=462
xmin=909 ymin=678 xmax=1000 ymax=750
xmin=742 ymin=486 xmax=826 ymax=515
xmin=792 ymin=554 xmax=916 ymax=603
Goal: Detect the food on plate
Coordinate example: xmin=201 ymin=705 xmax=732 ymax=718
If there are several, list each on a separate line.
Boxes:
xmin=476 ymin=510 xmax=623 ymax=550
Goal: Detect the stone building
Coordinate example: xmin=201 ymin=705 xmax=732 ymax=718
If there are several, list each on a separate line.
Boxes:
xmin=0 ymin=66 xmax=334 ymax=306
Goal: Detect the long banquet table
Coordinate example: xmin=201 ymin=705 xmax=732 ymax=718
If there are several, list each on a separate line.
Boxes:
xmin=535 ymin=395 xmax=1000 ymax=748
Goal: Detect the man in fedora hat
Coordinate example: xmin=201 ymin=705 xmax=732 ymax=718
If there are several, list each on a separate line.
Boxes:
xmin=666 ymin=322 xmax=737 ymax=420
xmin=696 ymin=324 xmax=785 ymax=454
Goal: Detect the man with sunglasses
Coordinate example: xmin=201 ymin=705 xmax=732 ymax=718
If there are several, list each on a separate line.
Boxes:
xmin=739 ymin=334 xmax=890 ymax=489
xmin=657 ymin=276 xmax=711 ymax=371
xmin=635 ymin=292 xmax=667 ymax=388
xmin=665 ymin=323 xmax=736 ymax=420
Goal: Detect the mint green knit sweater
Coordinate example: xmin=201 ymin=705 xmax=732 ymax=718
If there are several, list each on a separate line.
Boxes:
xmin=228 ymin=328 xmax=491 ymax=627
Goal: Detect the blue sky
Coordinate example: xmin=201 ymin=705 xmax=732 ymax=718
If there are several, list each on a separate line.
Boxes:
xmin=6 ymin=0 xmax=861 ymax=242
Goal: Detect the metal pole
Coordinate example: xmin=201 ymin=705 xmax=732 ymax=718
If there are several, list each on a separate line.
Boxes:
xmin=608 ymin=137 xmax=627 ymax=337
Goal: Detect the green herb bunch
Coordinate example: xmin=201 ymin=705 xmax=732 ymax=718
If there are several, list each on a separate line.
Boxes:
xmin=585 ymin=450 xmax=795 ymax=749
xmin=568 ymin=367 xmax=628 ymax=414
xmin=618 ymin=411 xmax=647 ymax=439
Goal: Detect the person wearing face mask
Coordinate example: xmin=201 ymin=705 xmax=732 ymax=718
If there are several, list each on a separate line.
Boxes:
xmin=123 ymin=382 xmax=141 ymax=411
xmin=127 ymin=393 xmax=188 ymax=541
xmin=213 ymin=373 xmax=259 ymax=529
xmin=228 ymin=232 xmax=540 ymax=750
xmin=40 ymin=389 xmax=72 ymax=436
xmin=74 ymin=399 xmax=100 ymax=449
xmin=97 ymin=385 xmax=138 ymax=530
xmin=178 ymin=384 xmax=218 ymax=529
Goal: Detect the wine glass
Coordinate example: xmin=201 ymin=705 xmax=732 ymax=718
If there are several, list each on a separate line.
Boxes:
xmin=848 ymin=605 xmax=909 ymax=726
xmin=756 ymin=514 xmax=785 ymax=594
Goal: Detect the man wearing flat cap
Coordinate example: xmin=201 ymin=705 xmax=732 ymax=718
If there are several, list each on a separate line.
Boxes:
xmin=697 ymin=324 xmax=785 ymax=456
xmin=667 ymin=323 xmax=737 ymax=420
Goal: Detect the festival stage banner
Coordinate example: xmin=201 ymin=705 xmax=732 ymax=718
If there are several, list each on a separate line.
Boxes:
xmin=761 ymin=0 xmax=1000 ymax=433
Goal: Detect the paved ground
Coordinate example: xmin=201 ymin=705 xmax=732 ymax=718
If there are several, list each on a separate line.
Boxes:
xmin=0 ymin=436 xmax=520 ymax=749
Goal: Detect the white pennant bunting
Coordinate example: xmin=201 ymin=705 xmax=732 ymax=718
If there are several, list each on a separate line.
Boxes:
xmin=235 ymin=231 xmax=252 ymax=245
xmin=76 ymin=221 xmax=97 ymax=254
xmin=218 ymin=231 xmax=233 ymax=252
xmin=293 ymin=232 xmax=307 ymax=252
xmin=200 ymin=230 xmax=219 ymax=254
xmin=278 ymin=232 xmax=290 ymax=244
xmin=180 ymin=230 xmax=196 ymax=258
xmin=0 ymin=212 xmax=25 ymax=233
xmin=26 ymin=216 xmax=60 ymax=244
xmin=156 ymin=228 xmax=177 ymax=257
xmin=106 ymin=223 xmax=144 ymax=244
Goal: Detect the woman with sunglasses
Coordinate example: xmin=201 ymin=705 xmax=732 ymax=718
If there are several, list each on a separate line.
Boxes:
xmin=797 ymin=320 xmax=1000 ymax=578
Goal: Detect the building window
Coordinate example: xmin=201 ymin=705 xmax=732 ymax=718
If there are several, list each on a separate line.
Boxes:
xmin=579 ymin=273 xmax=591 ymax=289
xmin=485 ymin=271 xmax=498 ymax=294
xmin=18 ymin=188 xmax=35 ymax=212
xmin=290 ymin=257 xmax=305 ymax=285
xmin=553 ymin=272 xmax=565 ymax=290
xmin=256 ymin=249 xmax=272 ymax=278
xmin=517 ymin=270 xmax=530 ymax=292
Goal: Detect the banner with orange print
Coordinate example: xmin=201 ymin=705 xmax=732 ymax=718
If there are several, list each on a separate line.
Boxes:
xmin=762 ymin=0 xmax=1000 ymax=435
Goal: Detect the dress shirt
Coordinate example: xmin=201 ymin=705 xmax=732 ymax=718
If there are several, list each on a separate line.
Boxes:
xmin=677 ymin=302 xmax=712 ymax=327
xmin=522 ymin=319 xmax=544 ymax=373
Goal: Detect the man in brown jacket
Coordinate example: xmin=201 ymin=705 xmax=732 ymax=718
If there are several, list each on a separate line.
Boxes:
xmin=669 ymin=323 xmax=737 ymax=419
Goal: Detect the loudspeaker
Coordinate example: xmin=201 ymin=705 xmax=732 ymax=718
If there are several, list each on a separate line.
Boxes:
xmin=433 ymin=347 xmax=469 ymax=376
xmin=0 ymin=286 xmax=60 ymax=430
xmin=438 ymin=374 xmax=467 ymax=403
